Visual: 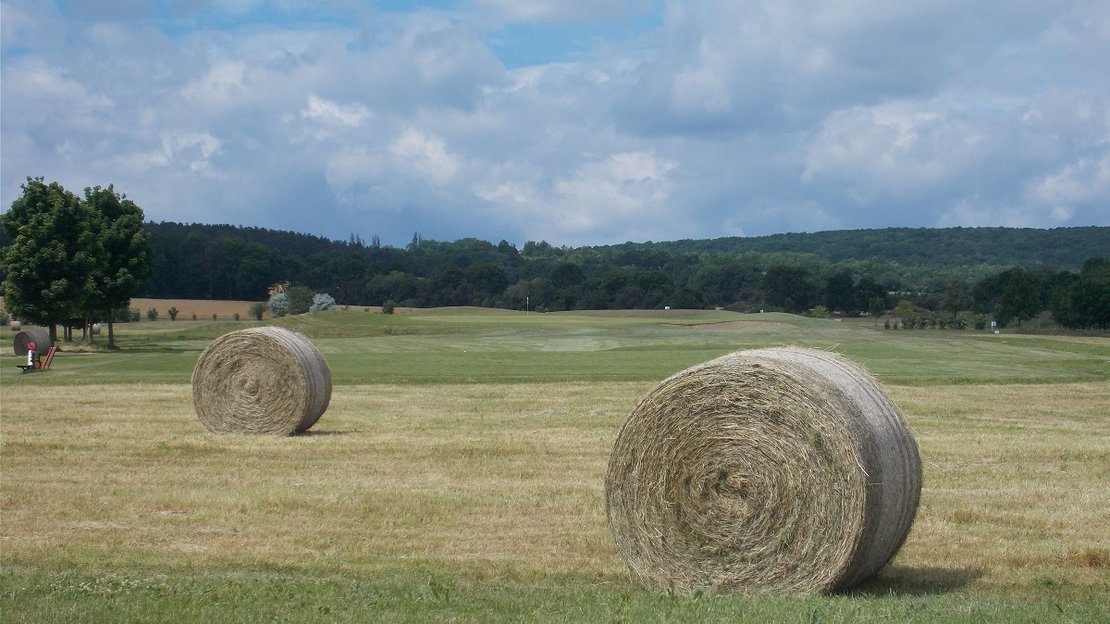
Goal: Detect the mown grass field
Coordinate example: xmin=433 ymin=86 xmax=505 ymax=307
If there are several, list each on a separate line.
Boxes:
xmin=2 ymin=308 xmax=1108 ymax=622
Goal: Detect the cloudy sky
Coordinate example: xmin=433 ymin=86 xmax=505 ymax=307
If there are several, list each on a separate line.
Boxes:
xmin=2 ymin=1 xmax=1107 ymax=247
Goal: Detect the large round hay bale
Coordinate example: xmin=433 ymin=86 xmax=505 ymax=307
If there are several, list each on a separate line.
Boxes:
xmin=13 ymin=328 xmax=52 ymax=355
xmin=191 ymin=327 xmax=332 ymax=435
xmin=605 ymin=347 xmax=921 ymax=594
xmin=10 ymin=320 xmax=21 ymax=332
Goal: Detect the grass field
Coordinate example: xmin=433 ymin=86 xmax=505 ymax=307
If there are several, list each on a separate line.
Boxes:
xmin=1 ymin=307 xmax=1108 ymax=622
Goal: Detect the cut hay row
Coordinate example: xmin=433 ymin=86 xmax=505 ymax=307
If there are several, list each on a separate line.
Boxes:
xmin=605 ymin=347 xmax=922 ymax=594
xmin=191 ymin=327 xmax=332 ymax=435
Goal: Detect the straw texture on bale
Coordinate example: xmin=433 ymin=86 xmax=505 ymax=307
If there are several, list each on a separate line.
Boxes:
xmin=13 ymin=328 xmax=52 ymax=355
xmin=605 ymin=347 xmax=921 ymax=594
xmin=191 ymin=327 xmax=332 ymax=435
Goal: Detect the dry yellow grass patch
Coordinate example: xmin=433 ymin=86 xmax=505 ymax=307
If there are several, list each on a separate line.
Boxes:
xmin=0 ymin=381 xmax=648 ymax=579
xmin=1 ymin=380 xmax=1106 ymax=596
xmin=130 ymin=298 xmax=260 ymax=320
xmin=885 ymin=382 xmax=1110 ymax=591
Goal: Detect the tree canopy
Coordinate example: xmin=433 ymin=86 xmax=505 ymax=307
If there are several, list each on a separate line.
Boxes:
xmin=1 ymin=178 xmax=152 ymax=345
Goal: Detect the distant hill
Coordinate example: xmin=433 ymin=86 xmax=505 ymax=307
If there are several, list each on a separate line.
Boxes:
xmin=630 ymin=226 xmax=1109 ymax=270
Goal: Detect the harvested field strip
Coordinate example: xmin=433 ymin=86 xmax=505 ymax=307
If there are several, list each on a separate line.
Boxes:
xmin=2 ymin=381 xmax=1106 ymax=595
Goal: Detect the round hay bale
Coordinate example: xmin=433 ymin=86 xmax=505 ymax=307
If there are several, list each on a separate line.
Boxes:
xmin=191 ymin=327 xmax=332 ymax=435
xmin=605 ymin=347 xmax=921 ymax=594
xmin=13 ymin=328 xmax=52 ymax=355
xmin=10 ymin=320 xmax=21 ymax=332
xmin=90 ymin=323 xmax=101 ymax=336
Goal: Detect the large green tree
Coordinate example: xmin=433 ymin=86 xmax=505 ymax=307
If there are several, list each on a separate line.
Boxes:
xmin=83 ymin=185 xmax=152 ymax=347
xmin=2 ymin=178 xmax=151 ymax=346
xmin=994 ymin=267 xmax=1041 ymax=327
xmin=940 ymin=275 xmax=971 ymax=317
xmin=1051 ymin=258 xmax=1110 ymax=329
xmin=1 ymin=178 xmax=98 ymax=342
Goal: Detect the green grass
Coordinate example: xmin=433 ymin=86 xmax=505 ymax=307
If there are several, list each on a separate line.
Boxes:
xmin=2 ymin=309 xmax=1107 ymax=386
xmin=3 ymin=566 xmax=1106 ymax=624
xmin=2 ymin=308 xmax=1108 ymax=622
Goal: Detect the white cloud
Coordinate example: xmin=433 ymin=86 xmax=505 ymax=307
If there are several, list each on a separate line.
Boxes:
xmin=389 ymin=127 xmax=462 ymax=186
xmin=802 ymin=102 xmax=960 ymax=196
xmin=2 ymin=58 xmax=114 ymax=107
xmin=180 ymin=61 xmax=249 ymax=109
xmin=117 ymin=132 xmax=223 ymax=174
xmin=301 ymin=94 xmax=370 ymax=134
xmin=477 ymin=150 xmax=678 ymax=242
xmin=2 ymin=0 xmax=1108 ymax=246
xmin=302 ymin=95 xmax=362 ymax=126
xmin=1032 ymin=155 xmax=1110 ymax=205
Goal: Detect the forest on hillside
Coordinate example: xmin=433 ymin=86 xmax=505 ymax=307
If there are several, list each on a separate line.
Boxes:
xmin=103 ymin=223 xmax=1105 ymax=328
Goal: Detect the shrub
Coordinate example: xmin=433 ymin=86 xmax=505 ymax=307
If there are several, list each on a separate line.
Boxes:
xmin=287 ymin=286 xmax=314 ymax=315
xmin=310 ymin=293 xmax=336 ymax=312
xmin=234 ymin=313 xmax=240 ymax=321
xmin=129 ymin=308 xmax=140 ymax=322
xmin=811 ymin=305 xmax=829 ymax=319
xmin=382 ymin=300 xmax=396 ymax=315
xmin=269 ymin=293 xmax=289 ymax=318
xmin=248 ymin=302 xmax=266 ymax=321
xmin=0 ymin=310 xmax=8 ymax=326
xmin=146 ymin=308 xmax=158 ymax=321
xmin=168 ymin=306 xmax=179 ymax=321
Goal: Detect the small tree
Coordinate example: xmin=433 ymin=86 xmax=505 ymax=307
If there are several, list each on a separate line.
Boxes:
xmin=310 ymin=293 xmax=336 ymax=312
xmin=167 ymin=306 xmax=179 ymax=321
xmin=811 ymin=305 xmax=829 ymax=318
xmin=269 ymin=293 xmax=289 ymax=317
xmin=82 ymin=184 xmax=152 ymax=347
xmin=249 ymin=302 xmax=266 ymax=321
xmin=941 ymin=275 xmax=970 ymax=318
xmin=146 ymin=307 xmax=159 ymax=321
xmin=286 ymin=285 xmax=314 ymax=315
xmin=895 ymin=299 xmax=914 ymax=328
xmin=382 ymin=299 xmax=396 ymax=315
xmin=868 ymin=296 xmax=886 ymax=319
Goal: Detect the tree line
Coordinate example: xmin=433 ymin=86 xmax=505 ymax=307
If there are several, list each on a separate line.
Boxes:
xmin=2 ymin=179 xmax=1108 ymax=335
xmin=133 ymin=221 xmax=1107 ymax=329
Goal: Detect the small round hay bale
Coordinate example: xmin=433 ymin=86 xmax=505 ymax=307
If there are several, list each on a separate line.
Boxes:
xmin=10 ymin=320 xmax=21 ymax=332
xmin=605 ymin=347 xmax=921 ymax=594
xmin=13 ymin=328 xmax=52 ymax=355
xmin=90 ymin=323 xmax=101 ymax=336
xmin=191 ymin=327 xmax=331 ymax=435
